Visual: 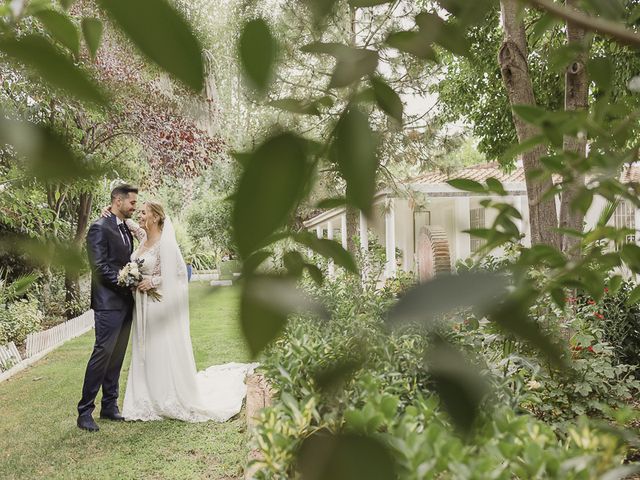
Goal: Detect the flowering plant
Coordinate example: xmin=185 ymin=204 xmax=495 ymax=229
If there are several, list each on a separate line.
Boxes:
xmin=117 ymin=259 xmax=162 ymax=301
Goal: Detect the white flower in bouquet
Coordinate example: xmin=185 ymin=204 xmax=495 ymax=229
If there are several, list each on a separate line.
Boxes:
xmin=117 ymin=259 xmax=144 ymax=288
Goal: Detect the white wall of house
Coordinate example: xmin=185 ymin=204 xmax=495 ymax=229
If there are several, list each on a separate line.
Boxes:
xmin=303 ymin=182 xmax=640 ymax=280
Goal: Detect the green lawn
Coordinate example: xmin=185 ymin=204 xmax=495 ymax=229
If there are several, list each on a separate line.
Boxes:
xmin=0 ymin=284 xmax=251 ymax=480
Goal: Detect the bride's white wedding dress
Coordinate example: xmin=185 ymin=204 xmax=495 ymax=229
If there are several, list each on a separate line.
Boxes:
xmin=122 ymin=217 xmax=257 ymax=422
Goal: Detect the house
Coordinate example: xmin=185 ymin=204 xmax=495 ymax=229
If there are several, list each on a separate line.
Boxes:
xmin=303 ymin=162 xmax=640 ymax=280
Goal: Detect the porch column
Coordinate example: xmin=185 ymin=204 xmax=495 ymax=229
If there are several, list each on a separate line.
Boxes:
xmin=385 ymin=199 xmax=396 ymax=277
xmin=316 ymin=225 xmax=323 ymax=239
xmin=341 ymin=214 xmax=348 ymax=249
xmin=359 ymin=211 xmax=368 ymax=251
xmin=327 ymin=219 xmax=335 ymax=277
xmin=635 ymin=205 xmax=640 ymax=246
xmin=454 ymin=196 xmax=471 ymax=261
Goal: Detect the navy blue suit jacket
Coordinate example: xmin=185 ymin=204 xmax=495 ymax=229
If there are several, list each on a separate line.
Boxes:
xmin=87 ymin=215 xmax=134 ymax=311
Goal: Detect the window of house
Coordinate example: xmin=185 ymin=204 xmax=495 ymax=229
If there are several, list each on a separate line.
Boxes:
xmin=469 ymin=207 xmax=486 ymax=252
xmin=613 ymin=201 xmax=636 ymax=244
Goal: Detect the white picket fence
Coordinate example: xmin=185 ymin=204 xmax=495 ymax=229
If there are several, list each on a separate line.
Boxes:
xmin=0 ymin=342 xmax=21 ymax=372
xmin=25 ymin=310 xmax=94 ymax=359
xmin=0 ymin=310 xmax=94 ymax=382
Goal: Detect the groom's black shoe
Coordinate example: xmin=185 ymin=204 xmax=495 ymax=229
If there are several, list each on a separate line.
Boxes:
xmin=77 ymin=415 xmax=100 ymax=432
xmin=99 ymin=409 xmax=125 ymax=421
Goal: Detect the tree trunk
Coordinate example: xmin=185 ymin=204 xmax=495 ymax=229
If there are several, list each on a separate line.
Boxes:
xmin=498 ymin=0 xmax=560 ymax=249
xmin=64 ymin=192 xmax=92 ymax=319
xmin=346 ymin=206 xmax=359 ymax=254
xmin=559 ymin=0 xmax=589 ymax=257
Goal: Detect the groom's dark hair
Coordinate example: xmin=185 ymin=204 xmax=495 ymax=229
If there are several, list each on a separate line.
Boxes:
xmin=111 ymin=184 xmax=138 ymax=202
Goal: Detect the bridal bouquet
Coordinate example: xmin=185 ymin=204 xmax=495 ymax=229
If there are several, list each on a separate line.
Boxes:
xmin=117 ymin=258 xmax=144 ymax=288
xmin=117 ymin=259 xmax=162 ymax=301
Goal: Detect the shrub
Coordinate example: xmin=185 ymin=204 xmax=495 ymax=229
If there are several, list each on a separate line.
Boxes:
xmin=0 ymin=297 xmax=43 ymax=345
xmin=591 ymin=282 xmax=640 ymax=371
xmin=251 ymin=269 xmax=638 ymax=478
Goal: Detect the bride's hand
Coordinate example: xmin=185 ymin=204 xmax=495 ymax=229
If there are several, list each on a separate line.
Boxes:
xmin=138 ymin=278 xmax=153 ymax=292
xmin=101 ymin=205 xmax=112 ymax=218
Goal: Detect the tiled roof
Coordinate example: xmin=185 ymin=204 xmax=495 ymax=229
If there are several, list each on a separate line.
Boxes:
xmin=409 ymin=162 xmax=640 ymax=185
xmin=409 ymin=162 xmax=525 ymax=185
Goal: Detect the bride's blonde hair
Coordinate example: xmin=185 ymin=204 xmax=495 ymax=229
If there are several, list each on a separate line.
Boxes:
xmin=145 ymin=201 xmax=166 ymax=229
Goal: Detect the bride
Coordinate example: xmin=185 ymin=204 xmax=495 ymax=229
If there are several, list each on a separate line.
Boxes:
xmin=106 ymin=201 xmax=257 ymax=422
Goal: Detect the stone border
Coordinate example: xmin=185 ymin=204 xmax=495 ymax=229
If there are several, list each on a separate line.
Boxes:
xmin=244 ymin=373 xmax=274 ymax=480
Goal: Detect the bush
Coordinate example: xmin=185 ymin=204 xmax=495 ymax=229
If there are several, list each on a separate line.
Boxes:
xmin=250 ymin=267 xmax=637 ymax=478
xmin=591 ymin=282 xmax=640 ymax=371
xmin=0 ymin=297 xmax=43 ymax=345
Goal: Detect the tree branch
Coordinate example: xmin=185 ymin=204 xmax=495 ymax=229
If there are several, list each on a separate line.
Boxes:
xmin=522 ymin=0 xmax=640 ymax=48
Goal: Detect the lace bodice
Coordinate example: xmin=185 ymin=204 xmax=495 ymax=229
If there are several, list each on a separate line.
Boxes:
xmin=132 ymin=243 xmax=161 ymax=276
xmin=127 ymin=220 xmax=162 ymax=285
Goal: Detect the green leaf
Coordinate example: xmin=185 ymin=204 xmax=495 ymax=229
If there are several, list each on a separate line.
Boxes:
xmin=489 ymin=296 xmax=566 ymax=368
xmin=570 ymin=188 xmax=594 ymax=215
xmin=447 ymin=178 xmax=486 ymax=193
xmin=241 ymin=275 xmax=327 ymax=357
xmin=388 ymin=272 xmax=508 ymax=327
xmin=0 ymin=116 xmax=101 ymax=182
xmin=582 ymin=0 xmax=626 ymax=20
xmin=349 ymin=0 xmax=394 ymax=7
xmin=59 ymin=0 xmax=75 ymax=9
xmin=370 ymin=76 xmax=402 ymax=123
xmin=316 ymin=197 xmax=347 ymax=209
xmin=239 ymin=18 xmax=277 ymax=93
xmin=331 ymin=48 xmax=378 ymax=89
xmin=0 ymin=235 xmax=85 ymax=274
xmin=242 ymin=250 xmax=272 ymax=275
xmin=297 ymin=431 xmax=397 ymax=480
xmin=269 ymin=97 xmax=320 ymax=115
xmin=631 ymin=5 xmax=640 ymax=24
xmin=601 ymin=465 xmax=640 ymax=480
xmin=607 ymin=275 xmax=623 ymax=295
xmin=588 ymin=57 xmax=613 ymax=93
xmin=500 ymin=135 xmax=547 ymax=163
xmin=331 ymin=106 xmax=378 ymax=215
xmin=427 ymin=339 xmax=487 ymax=433
xmin=485 ymin=177 xmax=507 ymax=196
xmin=81 ymin=18 xmax=103 ymax=60
xmin=303 ymin=0 xmax=339 ymax=24
xmin=25 ymin=0 xmax=51 ymax=15
xmin=35 ymin=9 xmax=80 ymax=55
xmin=314 ymin=358 xmax=363 ymax=392
xmin=283 ymin=251 xmax=305 ymax=276
xmin=5 ymin=273 xmax=39 ymax=300
xmin=0 ymin=35 xmax=106 ymax=106
xmin=233 ymin=132 xmax=312 ymax=258
xmin=621 ymin=244 xmax=640 ymax=272
xmin=98 ymin=0 xmax=204 ymax=91
xmin=626 ymin=285 xmax=640 ymax=306
xmin=415 ymin=11 xmax=470 ymax=57
xmin=434 ymin=0 xmax=495 ymax=27
xmin=304 ymin=263 xmax=324 ymax=286
xmin=512 ymin=105 xmax=547 ymax=125
xmin=386 ymin=31 xmax=438 ymax=62
xmin=294 ymin=231 xmax=358 ymax=274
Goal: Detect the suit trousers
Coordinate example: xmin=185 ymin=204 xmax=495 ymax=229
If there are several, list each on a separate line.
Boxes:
xmin=78 ymin=306 xmax=133 ymax=417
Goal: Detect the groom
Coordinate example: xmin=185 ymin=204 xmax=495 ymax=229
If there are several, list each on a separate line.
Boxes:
xmin=77 ymin=184 xmax=138 ymax=432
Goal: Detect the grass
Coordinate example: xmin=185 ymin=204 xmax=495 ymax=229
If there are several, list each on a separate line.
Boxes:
xmin=0 ymin=283 xmax=252 ymax=480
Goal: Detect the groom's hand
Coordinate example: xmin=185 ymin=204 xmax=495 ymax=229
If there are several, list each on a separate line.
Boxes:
xmin=138 ymin=278 xmax=153 ymax=292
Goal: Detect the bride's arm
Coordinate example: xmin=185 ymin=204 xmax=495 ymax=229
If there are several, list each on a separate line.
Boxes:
xmin=125 ymin=219 xmax=147 ymax=242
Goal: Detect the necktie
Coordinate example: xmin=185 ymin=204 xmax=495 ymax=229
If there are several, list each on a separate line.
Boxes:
xmin=118 ymin=223 xmax=131 ymax=251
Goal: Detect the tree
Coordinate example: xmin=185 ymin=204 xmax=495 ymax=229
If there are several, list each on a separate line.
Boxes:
xmin=499 ymin=0 xmax=560 ymax=249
